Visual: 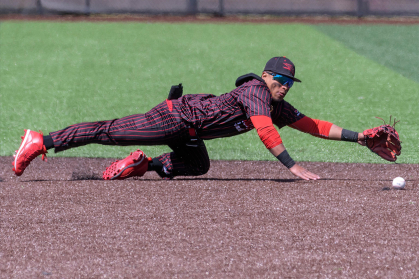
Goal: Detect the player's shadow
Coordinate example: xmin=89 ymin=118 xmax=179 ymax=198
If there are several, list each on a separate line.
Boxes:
xmin=17 ymin=176 xmax=297 ymax=182
xmin=17 ymin=176 xmax=415 ymax=189
xmin=171 ymin=177 xmax=299 ymax=183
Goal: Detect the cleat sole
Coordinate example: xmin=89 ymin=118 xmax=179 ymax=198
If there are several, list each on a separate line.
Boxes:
xmin=110 ymin=156 xmax=146 ymax=180
xmin=14 ymin=129 xmax=31 ymax=172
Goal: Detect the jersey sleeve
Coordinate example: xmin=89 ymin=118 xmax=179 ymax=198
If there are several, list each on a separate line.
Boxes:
xmin=288 ymin=116 xmax=333 ymax=139
xmin=250 ymin=115 xmax=283 ymax=149
xmin=238 ymin=84 xmax=272 ymax=118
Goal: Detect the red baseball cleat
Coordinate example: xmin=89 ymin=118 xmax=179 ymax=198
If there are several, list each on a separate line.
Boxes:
xmin=103 ymin=149 xmax=150 ymax=180
xmin=12 ymin=129 xmax=47 ymax=176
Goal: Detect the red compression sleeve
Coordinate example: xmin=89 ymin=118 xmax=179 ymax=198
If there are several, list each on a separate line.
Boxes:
xmin=289 ymin=116 xmax=333 ymax=139
xmin=250 ymin=115 xmax=282 ymax=149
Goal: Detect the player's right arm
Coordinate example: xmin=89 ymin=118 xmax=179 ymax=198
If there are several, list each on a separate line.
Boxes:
xmin=239 ymin=83 xmax=319 ymax=180
xmin=251 ymin=115 xmax=320 ymax=180
xmin=268 ymin=143 xmax=320 ymax=180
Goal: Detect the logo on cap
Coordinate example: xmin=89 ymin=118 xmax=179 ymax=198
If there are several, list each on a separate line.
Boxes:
xmin=283 ymin=63 xmax=295 ymax=75
xmin=264 ymin=56 xmax=301 ymax=83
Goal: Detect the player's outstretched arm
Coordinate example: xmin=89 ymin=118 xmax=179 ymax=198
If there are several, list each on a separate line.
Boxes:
xmin=289 ymin=117 xmax=365 ymax=144
xmin=289 ymin=164 xmax=320 ymax=181
xmin=269 ymin=143 xmax=320 ymax=181
xmin=328 ymin=124 xmax=365 ymax=144
xmin=251 ymin=115 xmax=320 ymax=180
xmin=291 ymin=117 xmax=401 ymax=162
xmin=331 ymin=120 xmax=402 ymax=162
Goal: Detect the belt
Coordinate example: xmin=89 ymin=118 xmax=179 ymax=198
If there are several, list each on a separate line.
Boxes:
xmin=188 ymin=127 xmax=197 ymax=137
xmin=187 ymin=127 xmax=200 ymax=146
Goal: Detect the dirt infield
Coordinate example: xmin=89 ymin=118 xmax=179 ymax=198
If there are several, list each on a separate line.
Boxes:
xmin=1 ymin=156 xmax=419 ymax=278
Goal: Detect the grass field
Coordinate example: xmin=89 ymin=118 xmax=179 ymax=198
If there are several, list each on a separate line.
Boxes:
xmin=1 ymin=21 xmax=418 ymax=163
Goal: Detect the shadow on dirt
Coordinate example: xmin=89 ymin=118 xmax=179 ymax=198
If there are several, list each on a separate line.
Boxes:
xmin=70 ymin=172 xmax=103 ymax=180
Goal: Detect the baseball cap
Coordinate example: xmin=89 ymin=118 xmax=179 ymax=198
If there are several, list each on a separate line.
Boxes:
xmin=264 ymin=56 xmax=301 ymax=82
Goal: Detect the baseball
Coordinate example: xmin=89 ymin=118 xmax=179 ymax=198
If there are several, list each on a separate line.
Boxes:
xmin=392 ymin=177 xmax=405 ymax=189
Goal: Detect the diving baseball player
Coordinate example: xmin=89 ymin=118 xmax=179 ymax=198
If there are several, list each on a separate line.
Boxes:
xmin=12 ymin=57 xmax=401 ymax=180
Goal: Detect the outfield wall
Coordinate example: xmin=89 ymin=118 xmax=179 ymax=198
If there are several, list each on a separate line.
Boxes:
xmin=1 ymin=0 xmax=419 ymax=17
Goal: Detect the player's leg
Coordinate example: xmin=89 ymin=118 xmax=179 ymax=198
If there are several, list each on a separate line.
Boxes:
xmin=149 ymin=139 xmax=210 ymax=179
xmin=12 ymin=120 xmax=131 ymax=176
xmin=48 ymin=113 xmax=188 ymax=152
xmin=12 ymin=129 xmax=48 ymax=176
xmin=103 ymin=138 xmax=210 ymax=180
xmin=13 ymin=112 xmax=189 ymax=176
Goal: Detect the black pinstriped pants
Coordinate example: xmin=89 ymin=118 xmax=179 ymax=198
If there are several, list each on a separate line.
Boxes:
xmin=49 ymin=101 xmax=210 ymax=178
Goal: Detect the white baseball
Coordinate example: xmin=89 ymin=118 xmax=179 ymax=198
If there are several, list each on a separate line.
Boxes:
xmin=392 ymin=177 xmax=406 ymax=189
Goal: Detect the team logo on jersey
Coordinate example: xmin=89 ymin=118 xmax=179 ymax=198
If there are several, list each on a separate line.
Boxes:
xmin=234 ymin=119 xmax=254 ymax=132
xmin=295 ymin=109 xmax=301 ymax=116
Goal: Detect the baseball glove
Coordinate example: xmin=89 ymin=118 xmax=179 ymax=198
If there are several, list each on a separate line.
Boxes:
xmin=363 ymin=116 xmax=402 ymax=162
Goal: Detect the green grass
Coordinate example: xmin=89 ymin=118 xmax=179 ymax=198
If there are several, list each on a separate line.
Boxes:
xmin=1 ymin=21 xmax=418 ymax=163
xmin=315 ymin=24 xmax=419 ymax=84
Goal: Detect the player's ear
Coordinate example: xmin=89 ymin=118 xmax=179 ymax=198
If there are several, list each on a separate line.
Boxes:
xmin=261 ymin=72 xmax=270 ymax=83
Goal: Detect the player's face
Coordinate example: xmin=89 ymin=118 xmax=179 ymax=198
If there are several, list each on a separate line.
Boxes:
xmin=262 ymin=72 xmax=290 ymax=102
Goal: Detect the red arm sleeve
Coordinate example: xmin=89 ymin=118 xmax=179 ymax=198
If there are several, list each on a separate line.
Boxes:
xmin=250 ymin=115 xmax=283 ymax=149
xmin=288 ymin=116 xmax=333 ymax=139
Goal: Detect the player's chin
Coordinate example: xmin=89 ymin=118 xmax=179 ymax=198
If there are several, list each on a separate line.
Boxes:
xmin=272 ymin=96 xmax=284 ymax=102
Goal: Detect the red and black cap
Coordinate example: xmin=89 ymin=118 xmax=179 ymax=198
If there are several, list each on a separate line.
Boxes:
xmin=264 ymin=56 xmax=301 ymax=82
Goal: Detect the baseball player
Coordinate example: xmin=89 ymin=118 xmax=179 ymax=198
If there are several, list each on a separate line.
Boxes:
xmin=12 ymin=57 xmax=401 ymax=180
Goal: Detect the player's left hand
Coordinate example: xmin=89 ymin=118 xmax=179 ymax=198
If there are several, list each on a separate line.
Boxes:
xmin=289 ymin=164 xmax=320 ymax=180
xmin=357 ymin=132 xmax=366 ymax=146
xmin=363 ymin=116 xmax=402 ymax=162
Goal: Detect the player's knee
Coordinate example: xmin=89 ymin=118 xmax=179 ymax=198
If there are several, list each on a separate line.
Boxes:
xmin=190 ymin=159 xmax=210 ymax=175
xmin=200 ymin=160 xmax=210 ymax=175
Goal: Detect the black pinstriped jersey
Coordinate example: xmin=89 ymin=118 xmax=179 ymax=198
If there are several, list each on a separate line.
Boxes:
xmin=149 ymin=78 xmax=305 ymax=140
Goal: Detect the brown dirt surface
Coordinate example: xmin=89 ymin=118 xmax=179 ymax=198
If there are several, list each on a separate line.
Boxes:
xmin=1 ymin=156 xmax=419 ymax=278
xmin=3 ymin=12 xmax=418 ymax=278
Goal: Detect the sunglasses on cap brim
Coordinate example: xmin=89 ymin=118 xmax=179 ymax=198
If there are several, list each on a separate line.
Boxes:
xmin=268 ymin=72 xmax=294 ymax=88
